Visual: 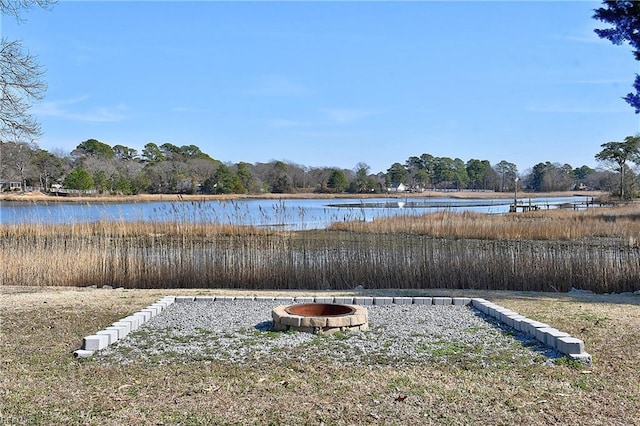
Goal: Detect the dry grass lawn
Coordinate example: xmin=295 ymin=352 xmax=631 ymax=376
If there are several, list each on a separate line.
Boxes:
xmin=1 ymin=286 xmax=639 ymax=425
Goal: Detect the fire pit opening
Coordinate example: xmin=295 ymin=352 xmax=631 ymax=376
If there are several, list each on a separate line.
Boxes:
xmin=285 ymin=303 xmax=356 ymax=317
xmin=272 ymin=303 xmax=368 ymax=335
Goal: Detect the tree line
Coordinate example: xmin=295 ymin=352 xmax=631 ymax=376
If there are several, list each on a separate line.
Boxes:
xmin=1 ymin=137 xmax=636 ymax=197
xmin=2 ymin=1 xmax=638 ymax=198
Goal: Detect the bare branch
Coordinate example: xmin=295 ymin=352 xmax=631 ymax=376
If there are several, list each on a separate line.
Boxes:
xmin=0 ymin=38 xmax=46 ymax=141
xmin=0 ymin=1 xmax=55 ymax=141
xmin=1 ymin=0 xmax=56 ymax=22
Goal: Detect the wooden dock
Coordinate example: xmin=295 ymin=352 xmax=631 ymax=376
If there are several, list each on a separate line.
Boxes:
xmin=509 ymin=203 xmax=540 ymax=213
xmin=509 ymin=198 xmax=613 ymax=213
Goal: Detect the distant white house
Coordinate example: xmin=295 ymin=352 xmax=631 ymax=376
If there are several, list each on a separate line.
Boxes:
xmin=388 ymin=183 xmax=407 ymax=193
xmin=0 ymin=179 xmax=22 ymax=192
xmin=575 ymin=183 xmax=588 ymax=191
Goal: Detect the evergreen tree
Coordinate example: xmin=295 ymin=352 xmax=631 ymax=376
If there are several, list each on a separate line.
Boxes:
xmin=595 ymin=136 xmax=640 ymax=199
xmin=327 ymin=169 xmax=348 ymax=193
xmin=594 ymin=1 xmax=640 ymax=112
xmin=64 ymin=167 xmax=94 ymax=190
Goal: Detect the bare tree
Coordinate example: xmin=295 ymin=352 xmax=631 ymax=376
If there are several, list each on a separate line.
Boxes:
xmin=0 ymin=140 xmax=36 ymax=190
xmin=0 ymin=39 xmax=45 ymax=140
xmin=493 ymin=160 xmax=518 ymax=192
xmin=31 ymin=148 xmax=63 ymax=189
xmin=1 ymin=0 xmax=55 ymax=20
xmin=1 ymin=0 xmax=55 ymax=141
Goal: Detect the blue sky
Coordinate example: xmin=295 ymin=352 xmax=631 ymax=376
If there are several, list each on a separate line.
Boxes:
xmin=3 ymin=1 xmax=639 ymax=174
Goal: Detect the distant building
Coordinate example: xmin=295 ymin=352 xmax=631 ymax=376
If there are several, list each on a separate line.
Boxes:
xmin=388 ymin=183 xmax=407 ymax=193
xmin=0 ymin=179 xmax=22 ymax=192
xmin=575 ymin=183 xmax=588 ymax=191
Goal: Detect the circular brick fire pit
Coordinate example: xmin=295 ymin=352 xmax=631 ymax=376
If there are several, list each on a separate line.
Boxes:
xmin=272 ymin=303 xmax=368 ymax=334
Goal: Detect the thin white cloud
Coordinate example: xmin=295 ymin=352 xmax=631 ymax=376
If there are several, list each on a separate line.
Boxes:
xmin=554 ymin=24 xmax=615 ymax=46
xmin=266 ymin=118 xmax=304 ymax=129
xmin=526 ymin=101 xmax=627 ymax=114
xmin=560 ymin=34 xmax=609 ymax=45
xmin=321 ymin=108 xmax=379 ymax=124
xmin=34 ymin=96 xmax=129 ymax=122
xmin=566 ymin=78 xmax=631 ymax=85
xmin=294 ymin=130 xmax=348 ymax=139
xmin=244 ymin=75 xmax=309 ymax=97
xmin=172 ymin=106 xmax=212 ymax=114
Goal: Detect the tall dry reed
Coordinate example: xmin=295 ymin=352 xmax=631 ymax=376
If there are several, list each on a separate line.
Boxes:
xmin=2 ymin=207 xmax=638 ymax=293
xmin=329 ymin=206 xmax=640 ymax=242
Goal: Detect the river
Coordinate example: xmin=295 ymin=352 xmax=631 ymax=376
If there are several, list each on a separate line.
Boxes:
xmin=0 ymin=195 xmax=593 ymax=230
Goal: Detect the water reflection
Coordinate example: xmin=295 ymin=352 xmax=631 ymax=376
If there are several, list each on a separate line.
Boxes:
xmin=0 ymin=195 xmax=593 ymax=230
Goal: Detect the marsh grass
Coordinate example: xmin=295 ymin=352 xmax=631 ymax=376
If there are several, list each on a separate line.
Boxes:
xmin=329 ymin=206 xmax=640 ymax=241
xmin=2 ymin=206 xmax=639 ymax=293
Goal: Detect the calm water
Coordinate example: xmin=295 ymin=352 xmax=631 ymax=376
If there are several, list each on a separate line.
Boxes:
xmin=0 ymin=195 xmax=592 ymax=230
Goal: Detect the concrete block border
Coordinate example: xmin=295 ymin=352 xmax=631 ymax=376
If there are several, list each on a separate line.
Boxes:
xmin=74 ymin=295 xmax=591 ymax=364
xmin=470 ymin=298 xmax=591 ymax=363
xmin=73 ymin=296 xmax=176 ymax=358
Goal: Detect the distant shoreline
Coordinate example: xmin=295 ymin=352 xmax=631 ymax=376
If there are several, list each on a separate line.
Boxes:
xmin=0 ymin=190 xmax=607 ymax=204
